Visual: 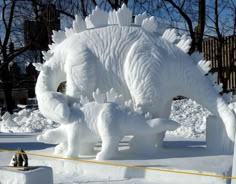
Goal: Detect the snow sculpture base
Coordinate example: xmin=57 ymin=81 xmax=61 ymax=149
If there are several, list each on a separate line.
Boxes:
xmin=30 ymin=142 xmax=232 ymax=184
xmin=0 ymin=166 xmax=53 ymax=184
xmin=206 ymin=115 xmax=233 ymax=154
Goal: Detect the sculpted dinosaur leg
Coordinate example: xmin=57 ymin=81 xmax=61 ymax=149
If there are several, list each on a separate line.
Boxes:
xmin=154 ymin=99 xmax=173 ymax=149
xmin=95 ymin=107 xmax=121 ymax=160
xmin=54 ymin=143 xmax=68 ymax=155
xmin=129 ymin=116 xmax=179 ymax=154
xmin=79 ymin=142 xmax=96 ymax=155
xmin=79 ymin=137 xmax=98 ymax=155
xmin=124 ymin=40 xmax=167 ymax=153
xmin=65 ymin=122 xmax=80 ymax=158
xmin=96 ymin=136 xmax=120 ymax=160
xmin=129 ymin=134 xmax=158 ymax=154
xmin=37 ymin=125 xmax=69 ymax=155
xmin=37 ymin=125 xmax=66 ymax=144
xmin=130 ymin=100 xmax=173 ymax=153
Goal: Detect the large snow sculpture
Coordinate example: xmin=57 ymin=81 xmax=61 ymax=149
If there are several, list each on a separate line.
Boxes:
xmin=35 ymin=5 xmax=236 ymax=154
xmin=38 ymin=99 xmax=180 ymax=160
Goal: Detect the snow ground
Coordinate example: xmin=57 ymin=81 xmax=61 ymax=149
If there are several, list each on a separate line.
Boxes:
xmin=0 ymin=99 xmax=235 ymax=183
xmin=0 ymin=133 xmax=157 ymax=184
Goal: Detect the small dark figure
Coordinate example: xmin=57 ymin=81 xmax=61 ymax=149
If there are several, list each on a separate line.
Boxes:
xmin=11 ymin=148 xmax=28 ymax=167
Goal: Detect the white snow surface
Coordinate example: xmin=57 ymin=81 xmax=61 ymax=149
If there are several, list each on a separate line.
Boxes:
xmin=0 ymin=99 xmax=212 ymax=139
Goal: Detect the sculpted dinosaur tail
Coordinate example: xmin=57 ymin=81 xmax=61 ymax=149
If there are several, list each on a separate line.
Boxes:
xmin=165 ymin=40 xmax=236 ymax=148
xmin=164 ymin=37 xmax=236 ymax=147
xmin=143 ymin=118 xmax=180 ymax=134
xmin=179 ymin=61 xmax=236 ymax=153
xmin=177 ymin=57 xmax=236 ymax=143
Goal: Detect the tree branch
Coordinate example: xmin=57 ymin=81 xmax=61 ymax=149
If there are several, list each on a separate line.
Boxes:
xmin=57 ymin=9 xmax=74 ymax=18
xmin=214 ymin=0 xmax=222 ymax=38
xmin=0 ymin=35 xmax=2 ymax=48
xmin=164 ymin=0 xmax=194 ymax=38
xmin=233 ymin=7 xmax=236 ymax=35
xmin=106 ymin=0 xmax=122 ymax=10
xmin=80 ymin=0 xmax=88 ymax=18
xmin=8 ymin=44 xmax=31 ymax=62
xmin=91 ymin=0 xmax=97 ymax=6
xmin=180 ymin=0 xmax=186 ymax=9
xmin=2 ymin=0 xmax=8 ymax=31
xmin=2 ymin=0 xmax=16 ymax=48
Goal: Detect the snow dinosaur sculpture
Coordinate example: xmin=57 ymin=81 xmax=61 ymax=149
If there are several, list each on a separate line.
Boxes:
xmin=38 ymin=98 xmax=180 ymax=160
xmin=35 ymin=5 xmax=236 ymax=154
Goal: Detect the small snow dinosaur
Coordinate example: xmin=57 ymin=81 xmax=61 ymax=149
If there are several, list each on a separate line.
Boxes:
xmin=38 ymin=101 xmax=180 ymax=160
xmin=35 ymin=5 xmax=236 ymax=154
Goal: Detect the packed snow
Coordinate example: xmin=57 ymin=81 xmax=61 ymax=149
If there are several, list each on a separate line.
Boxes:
xmin=0 ymin=109 xmax=58 ymax=133
xmin=169 ymin=99 xmax=211 ymax=138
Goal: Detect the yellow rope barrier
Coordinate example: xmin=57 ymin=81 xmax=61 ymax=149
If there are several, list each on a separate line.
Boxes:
xmin=0 ymin=148 xmax=235 ymax=180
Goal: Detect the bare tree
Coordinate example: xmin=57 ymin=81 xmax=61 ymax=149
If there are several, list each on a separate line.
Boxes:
xmin=0 ymin=0 xmax=60 ymax=113
xmin=0 ymin=0 xmax=98 ymax=113
xmin=0 ymin=0 xmax=31 ymax=113
xmin=162 ymin=0 xmax=206 ymax=53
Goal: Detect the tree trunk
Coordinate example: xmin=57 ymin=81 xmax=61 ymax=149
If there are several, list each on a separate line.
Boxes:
xmin=189 ymin=0 xmax=205 ymax=53
xmin=164 ymin=0 xmax=205 ymax=54
xmin=3 ymin=81 xmax=13 ymax=114
xmin=197 ymin=0 xmax=205 ymax=52
xmin=0 ymin=59 xmax=14 ymax=114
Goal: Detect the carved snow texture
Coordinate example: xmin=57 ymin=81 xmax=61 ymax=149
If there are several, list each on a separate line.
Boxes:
xmin=35 ymin=5 xmax=236 ymax=157
xmin=85 ymin=7 xmax=108 ymax=29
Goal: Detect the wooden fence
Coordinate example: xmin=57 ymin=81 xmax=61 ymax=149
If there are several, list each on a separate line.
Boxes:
xmin=202 ymin=35 xmax=236 ymax=91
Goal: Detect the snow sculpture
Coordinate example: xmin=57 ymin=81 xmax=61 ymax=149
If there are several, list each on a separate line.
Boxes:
xmin=38 ymin=98 xmax=180 ymax=160
xmin=35 ymin=4 xmax=236 ymax=154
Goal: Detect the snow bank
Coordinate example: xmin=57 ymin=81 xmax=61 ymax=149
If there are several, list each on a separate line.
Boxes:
xmin=0 ymin=109 xmax=58 ymax=133
xmin=169 ymin=99 xmax=211 ymax=138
